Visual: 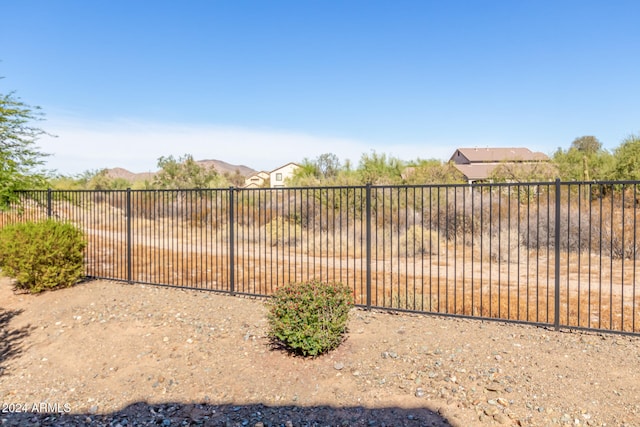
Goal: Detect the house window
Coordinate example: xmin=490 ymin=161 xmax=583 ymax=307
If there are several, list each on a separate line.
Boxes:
xmin=276 ymin=173 xmax=283 ymax=181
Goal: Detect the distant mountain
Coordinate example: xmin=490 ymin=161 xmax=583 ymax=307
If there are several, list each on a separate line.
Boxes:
xmin=104 ymin=160 xmax=257 ymax=182
xmin=104 ymin=167 xmax=154 ymax=182
xmin=195 ymin=159 xmax=257 ymax=177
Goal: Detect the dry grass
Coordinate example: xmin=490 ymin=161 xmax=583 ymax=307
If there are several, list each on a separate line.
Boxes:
xmin=79 ymin=223 xmax=640 ymax=334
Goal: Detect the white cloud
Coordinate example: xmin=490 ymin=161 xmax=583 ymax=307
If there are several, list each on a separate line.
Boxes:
xmin=37 ymin=116 xmax=455 ymax=176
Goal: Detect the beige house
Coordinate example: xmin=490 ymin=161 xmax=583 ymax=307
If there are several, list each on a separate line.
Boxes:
xmin=450 ymin=147 xmax=549 ymax=183
xmin=269 ymin=162 xmax=300 ymax=188
xmin=243 ymin=171 xmax=270 ymax=188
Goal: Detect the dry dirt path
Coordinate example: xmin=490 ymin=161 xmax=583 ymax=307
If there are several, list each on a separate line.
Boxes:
xmin=1 ymin=277 xmax=639 ymax=426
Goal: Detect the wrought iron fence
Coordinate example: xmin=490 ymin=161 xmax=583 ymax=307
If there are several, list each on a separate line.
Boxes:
xmin=1 ymin=180 xmax=639 ymax=335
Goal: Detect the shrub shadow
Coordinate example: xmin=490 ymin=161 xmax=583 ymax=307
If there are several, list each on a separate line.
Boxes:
xmin=0 ymin=307 xmax=32 ymax=377
xmin=0 ymin=401 xmax=455 ymax=426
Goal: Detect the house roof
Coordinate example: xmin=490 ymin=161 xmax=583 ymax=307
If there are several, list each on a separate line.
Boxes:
xmin=452 ymin=163 xmax=498 ymax=181
xmin=451 ymin=147 xmax=548 ymax=164
xmin=269 ymin=162 xmax=300 ymax=173
xmin=250 ymin=171 xmax=270 ymax=179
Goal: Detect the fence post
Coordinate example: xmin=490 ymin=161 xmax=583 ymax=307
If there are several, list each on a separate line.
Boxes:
xmin=47 ymin=188 xmax=52 ymax=218
xmin=228 ymin=187 xmax=235 ymax=296
xmin=554 ymin=179 xmax=561 ymax=330
xmin=366 ymin=183 xmax=372 ymax=310
xmin=126 ymin=188 xmax=132 ymax=284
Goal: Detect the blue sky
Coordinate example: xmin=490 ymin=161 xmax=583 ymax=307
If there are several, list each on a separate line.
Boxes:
xmin=2 ymin=1 xmax=639 ymax=175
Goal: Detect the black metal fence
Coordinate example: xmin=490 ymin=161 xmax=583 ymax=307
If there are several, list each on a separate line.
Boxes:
xmin=2 ymin=180 xmax=639 ymax=335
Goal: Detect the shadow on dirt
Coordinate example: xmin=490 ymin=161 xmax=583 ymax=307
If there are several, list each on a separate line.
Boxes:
xmin=0 ymin=401 xmax=455 ymax=426
xmin=0 ymin=307 xmax=32 ymax=377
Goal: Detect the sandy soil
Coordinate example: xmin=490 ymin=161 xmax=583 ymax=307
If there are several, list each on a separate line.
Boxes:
xmin=1 ymin=277 xmax=639 ymax=426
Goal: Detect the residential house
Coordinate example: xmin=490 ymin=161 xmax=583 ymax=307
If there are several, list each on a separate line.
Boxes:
xmin=450 ymin=147 xmax=550 ymax=184
xmin=243 ymin=171 xmax=270 ymax=188
xmin=269 ymin=162 xmax=300 ymax=188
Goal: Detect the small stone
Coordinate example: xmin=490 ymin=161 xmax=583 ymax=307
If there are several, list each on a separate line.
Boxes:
xmin=494 ymin=413 xmax=509 ymax=424
xmin=484 ymin=407 xmax=498 ymax=416
xmin=415 ymin=388 xmax=425 ymax=397
xmin=334 ymin=362 xmax=345 ymax=370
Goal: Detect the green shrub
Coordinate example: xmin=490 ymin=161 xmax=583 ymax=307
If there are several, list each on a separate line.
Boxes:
xmin=267 ymin=280 xmax=353 ymax=357
xmin=0 ymin=219 xmax=86 ymax=293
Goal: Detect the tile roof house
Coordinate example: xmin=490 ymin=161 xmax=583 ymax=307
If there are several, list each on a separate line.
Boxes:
xmin=450 ymin=147 xmax=550 ymax=183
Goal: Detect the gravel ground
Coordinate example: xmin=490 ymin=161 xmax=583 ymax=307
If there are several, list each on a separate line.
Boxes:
xmin=1 ymin=277 xmax=639 ymax=426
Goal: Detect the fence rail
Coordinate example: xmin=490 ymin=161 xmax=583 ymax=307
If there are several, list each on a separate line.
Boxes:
xmin=2 ymin=180 xmax=639 ymax=335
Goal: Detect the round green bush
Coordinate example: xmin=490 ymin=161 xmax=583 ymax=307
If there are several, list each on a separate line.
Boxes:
xmin=0 ymin=219 xmax=86 ymax=293
xmin=267 ymin=280 xmax=353 ymax=357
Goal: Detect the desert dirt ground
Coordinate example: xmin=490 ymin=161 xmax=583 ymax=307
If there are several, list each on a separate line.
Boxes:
xmin=1 ymin=277 xmax=640 ymax=427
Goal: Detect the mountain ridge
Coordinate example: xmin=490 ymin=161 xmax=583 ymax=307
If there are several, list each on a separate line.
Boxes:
xmin=104 ymin=159 xmax=257 ymax=182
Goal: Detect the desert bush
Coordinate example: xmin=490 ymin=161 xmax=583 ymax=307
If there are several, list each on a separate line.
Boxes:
xmin=399 ymin=225 xmax=441 ymax=256
xmin=520 ymin=197 xmax=640 ymax=259
xmin=265 ymin=216 xmax=302 ymax=246
xmin=267 ymin=280 xmax=353 ymax=356
xmin=129 ymin=191 xmax=170 ymax=220
xmin=0 ymin=219 xmax=86 ymax=293
xmin=433 ymin=187 xmax=485 ymax=241
xmin=480 ymin=221 xmax=523 ymax=263
xmin=599 ymin=205 xmax=640 ymax=260
xmin=370 ymin=187 xmax=425 ymax=231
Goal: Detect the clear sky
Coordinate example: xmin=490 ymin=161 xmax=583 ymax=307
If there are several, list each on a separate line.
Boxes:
xmin=2 ymin=0 xmax=639 ymax=175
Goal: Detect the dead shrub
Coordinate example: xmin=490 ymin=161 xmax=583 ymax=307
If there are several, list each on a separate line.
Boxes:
xmin=398 ymin=225 xmax=441 ymax=256
xmin=265 ymin=216 xmax=302 ymax=247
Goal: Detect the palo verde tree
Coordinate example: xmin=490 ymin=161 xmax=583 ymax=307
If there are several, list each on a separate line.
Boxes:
xmin=0 ymin=87 xmax=50 ymax=208
xmin=152 ymin=154 xmax=219 ymax=189
xmin=403 ymin=159 xmax=466 ymax=184
xmin=289 ymin=153 xmax=344 ymax=186
xmin=610 ymin=134 xmax=640 ymax=181
xmin=552 ymin=135 xmax=613 ymax=181
xmin=356 ymin=151 xmax=405 ymax=185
